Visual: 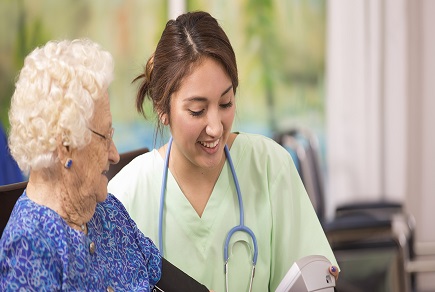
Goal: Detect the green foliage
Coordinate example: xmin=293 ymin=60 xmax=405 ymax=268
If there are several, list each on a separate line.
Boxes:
xmin=185 ymin=0 xmax=326 ymax=133
xmin=242 ymin=0 xmax=326 ymax=131
xmin=0 ymin=0 xmax=50 ymax=132
xmin=0 ymin=0 xmax=326 ymax=150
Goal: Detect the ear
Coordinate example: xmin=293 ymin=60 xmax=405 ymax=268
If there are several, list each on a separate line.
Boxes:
xmin=56 ymin=135 xmax=72 ymax=165
xmin=159 ymin=112 xmax=169 ymax=125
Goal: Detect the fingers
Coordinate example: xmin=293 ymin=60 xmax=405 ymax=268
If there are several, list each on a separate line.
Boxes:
xmin=329 ymin=265 xmax=339 ymax=280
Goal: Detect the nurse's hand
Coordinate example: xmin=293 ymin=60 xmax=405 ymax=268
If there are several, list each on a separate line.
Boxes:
xmin=329 ymin=265 xmax=339 ymax=280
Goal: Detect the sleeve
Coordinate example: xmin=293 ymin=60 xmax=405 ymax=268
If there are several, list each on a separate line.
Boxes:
xmin=153 ymin=258 xmax=209 ymax=292
xmin=0 ymin=230 xmax=61 ymax=291
xmin=109 ymin=194 xmax=163 ymax=286
xmin=108 ymin=154 xmax=147 ymax=213
xmin=268 ymin=149 xmax=338 ymax=291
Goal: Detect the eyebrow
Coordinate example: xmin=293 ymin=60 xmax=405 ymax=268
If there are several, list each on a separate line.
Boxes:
xmin=184 ymin=85 xmax=233 ymax=103
xmin=221 ymin=85 xmax=233 ymax=96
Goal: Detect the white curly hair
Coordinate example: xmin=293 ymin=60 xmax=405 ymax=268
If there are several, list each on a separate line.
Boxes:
xmin=8 ymin=38 xmax=114 ymax=174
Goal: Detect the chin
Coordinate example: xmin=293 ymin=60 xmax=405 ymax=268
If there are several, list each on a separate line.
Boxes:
xmin=96 ymin=189 xmax=109 ymax=203
xmin=201 ymin=156 xmax=221 ymax=169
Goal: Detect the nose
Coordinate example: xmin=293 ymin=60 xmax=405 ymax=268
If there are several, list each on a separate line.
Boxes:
xmin=205 ymin=110 xmax=223 ymax=138
xmin=108 ymin=140 xmax=120 ymax=165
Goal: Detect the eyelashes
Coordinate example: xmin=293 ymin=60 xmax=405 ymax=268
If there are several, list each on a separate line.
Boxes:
xmin=189 ymin=109 xmax=204 ymax=117
xmin=188 ymin=101 xmax=233 ymax=117
xmin=221 ymin=101 xmax=233 ymax=109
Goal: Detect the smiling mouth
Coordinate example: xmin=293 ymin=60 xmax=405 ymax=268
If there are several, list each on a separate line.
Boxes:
xmin=198 ymin=139 xmax=219 ymax=148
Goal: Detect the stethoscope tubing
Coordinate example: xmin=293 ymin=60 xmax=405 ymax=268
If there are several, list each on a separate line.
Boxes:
xmin=159 ymin=136 xmax=258 ymax=291
xmin=158 ymin=136 xmax=173 ymax=253
xmin=223 ymin=145 xmax=258 ymax=265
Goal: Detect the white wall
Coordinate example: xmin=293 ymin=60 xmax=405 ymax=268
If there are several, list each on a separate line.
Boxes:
xmin=327 ymin=0 xmax=435 ymax=289
xmin=326 ymin=0 xmax=408 ymax=216
xmin=406 ymin=0 xmax=435 ymax=288
xmin=168 ymin=0 xmax=185 ymax=20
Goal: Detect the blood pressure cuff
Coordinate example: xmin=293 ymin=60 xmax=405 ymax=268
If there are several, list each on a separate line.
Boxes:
xmin=152 ymin=257 xmax=209 ymax=292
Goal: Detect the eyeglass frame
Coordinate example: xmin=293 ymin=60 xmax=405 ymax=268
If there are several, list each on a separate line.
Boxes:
xmin=88 ymin=127 xmax=115 ymax=149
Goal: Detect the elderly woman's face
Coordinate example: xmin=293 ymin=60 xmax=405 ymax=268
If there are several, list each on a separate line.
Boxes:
xmin=73 ymin=91 xmax=119 ymax=203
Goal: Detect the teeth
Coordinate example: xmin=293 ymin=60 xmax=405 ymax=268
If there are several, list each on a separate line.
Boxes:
xmin=199 ymin=139 xmax=219 ymax=148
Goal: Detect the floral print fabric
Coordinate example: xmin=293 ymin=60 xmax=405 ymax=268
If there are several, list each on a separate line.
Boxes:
xmin=0 ymin=192 xmax=161 ymax=291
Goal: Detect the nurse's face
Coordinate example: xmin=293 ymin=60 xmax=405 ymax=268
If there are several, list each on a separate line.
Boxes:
xmin=167 ymin=57 xmax=235 ymax=170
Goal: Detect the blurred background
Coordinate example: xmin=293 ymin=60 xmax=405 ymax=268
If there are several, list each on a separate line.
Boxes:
xmin=0 ymin=0 xmax=328 ymax=151
xmin=0 ymin=0 xmax=434 ymax=290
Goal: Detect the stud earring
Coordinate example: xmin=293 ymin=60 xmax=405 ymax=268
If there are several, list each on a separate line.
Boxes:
xmin=64 ymin=158 xmax=73 ymax=169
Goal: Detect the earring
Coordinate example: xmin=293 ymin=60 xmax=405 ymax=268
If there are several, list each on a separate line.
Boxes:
xmin=64 ymin=158 xmax=73 ymax=169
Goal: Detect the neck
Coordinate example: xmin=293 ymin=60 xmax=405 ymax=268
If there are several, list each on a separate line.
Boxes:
xmin=26 ymin=169 xmax=95 ymax=232
xmin=158 ymin=133 xmax=239 ymax=217
xmin=167 ymin=142 xmax=227 ymax=217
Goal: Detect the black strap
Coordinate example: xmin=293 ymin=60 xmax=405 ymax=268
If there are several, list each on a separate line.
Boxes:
xmin=152 ymin=257 xmax=209 ymax=292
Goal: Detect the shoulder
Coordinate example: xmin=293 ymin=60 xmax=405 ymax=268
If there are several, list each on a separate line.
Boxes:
xmin=99 ymin=194 xmax=129 ymax=215
xmin=1 ymin=195 xmax=63 ymax=270
xmin=108 ymin=149 xmax=162 ymax=197
xmin=230 ymin=132 xmax=296 ymax=182
xmin=233 ymin=132 xmax=291 ymax=161
xmin=109 ymin=149 xmax=161 ymax=184
xmin=116 ymin=149 xmax=160 ymax=174
xmin=2 ymin=194 xmax=63 ymax=246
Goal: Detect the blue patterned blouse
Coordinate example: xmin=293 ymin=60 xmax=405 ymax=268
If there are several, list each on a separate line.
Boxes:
xmin=0 ymin=192 xmax=162 ymax=291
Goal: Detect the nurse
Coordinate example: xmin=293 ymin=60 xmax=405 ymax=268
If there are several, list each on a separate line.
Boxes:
xmin=108 ymin=10 xmax=339 ymax=291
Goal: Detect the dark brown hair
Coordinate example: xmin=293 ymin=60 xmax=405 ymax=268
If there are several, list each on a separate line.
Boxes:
xmin=133 ymin=11 xmax=238 ymax=136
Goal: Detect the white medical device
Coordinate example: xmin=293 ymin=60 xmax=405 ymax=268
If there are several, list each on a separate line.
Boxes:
xmin=275 ymin=255 xmax=336 ymax=292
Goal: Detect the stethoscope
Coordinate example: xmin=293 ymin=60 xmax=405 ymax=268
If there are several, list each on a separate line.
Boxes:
xmin=159 ymin=136 xmax=258 ymax=292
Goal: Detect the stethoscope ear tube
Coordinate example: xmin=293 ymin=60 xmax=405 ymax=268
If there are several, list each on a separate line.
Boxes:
xmin=159 ymin=136 xmax=173 ymax=254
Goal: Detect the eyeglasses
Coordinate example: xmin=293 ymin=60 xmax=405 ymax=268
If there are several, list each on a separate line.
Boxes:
xmin=88 ymin=127 xmax=115 ymax=150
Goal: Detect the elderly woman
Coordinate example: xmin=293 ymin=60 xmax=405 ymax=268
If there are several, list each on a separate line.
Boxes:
xmin=0 ymin=39 xmax=209 ymax=291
